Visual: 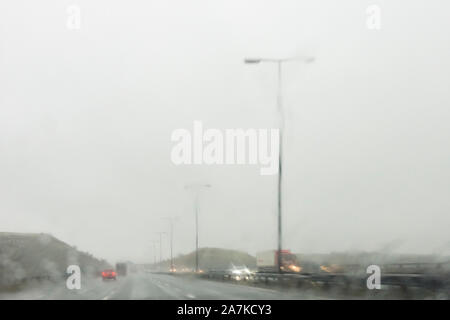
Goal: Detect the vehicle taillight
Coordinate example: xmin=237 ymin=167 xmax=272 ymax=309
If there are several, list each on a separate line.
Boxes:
xmin=102 ymin=272 xmax=106 ymax=276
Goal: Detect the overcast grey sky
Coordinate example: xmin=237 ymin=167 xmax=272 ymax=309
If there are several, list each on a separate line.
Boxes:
xmin=1 ymin=0 xmax=449 ymax=263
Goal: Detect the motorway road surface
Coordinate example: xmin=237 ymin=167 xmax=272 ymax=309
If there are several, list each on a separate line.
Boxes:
xmin=0 ymin=272 xmax=327 ymax=300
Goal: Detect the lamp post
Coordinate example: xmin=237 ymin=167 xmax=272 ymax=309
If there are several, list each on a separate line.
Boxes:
xmin=152 ymin=241 xmax=158 ymax=265
xmin=244 ymin=56 xmax=314 ymax=273
xmin=155 ymin=232 xmax=166 ymax=269
xmin=185 ymin=183 xmax=211 ymax=273
xmin=163 ymin=217 xmax=178 ymax=272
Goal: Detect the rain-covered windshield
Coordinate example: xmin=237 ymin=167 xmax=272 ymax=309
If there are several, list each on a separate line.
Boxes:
xmin=0 ymin=0 xmax=449 ymax=301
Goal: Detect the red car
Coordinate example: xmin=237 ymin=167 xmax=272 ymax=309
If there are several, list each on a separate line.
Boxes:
xmin=102 ymin=269 xmax=117 ymax=281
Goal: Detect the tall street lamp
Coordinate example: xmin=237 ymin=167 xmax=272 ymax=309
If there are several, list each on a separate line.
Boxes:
xmin=163 ymin=217 xmax=178 ymax=272
xmin=185 ymin=183 xmax=211 ymax=273
xmin=244 ymin=56 xmax=314 ymax=273
xmin=152 ymin=240 xmax=158 ymax=265
xmin=155 ymin=232 xmax=166 ymax=269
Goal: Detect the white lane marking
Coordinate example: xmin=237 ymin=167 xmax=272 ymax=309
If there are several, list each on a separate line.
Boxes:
xmin=102 ymin=289 xmax=116 ymax=300
xmin=186 ymin=294 xmax=196 ymax=299
xmin=154 ymin=283 xmax=184 ymax=299
xmin=211 ymin=279 xmax=279 ymax=294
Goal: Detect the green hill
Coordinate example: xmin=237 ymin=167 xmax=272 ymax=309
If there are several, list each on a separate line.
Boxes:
xmin=154 ymin=247 xmax=256 ymax=271
xmin=0 ymin=232 xmax=110 ymax=289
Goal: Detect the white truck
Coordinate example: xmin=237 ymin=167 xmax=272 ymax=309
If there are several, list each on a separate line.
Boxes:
xmin=256 ymin=250 xmax=301 ymax=273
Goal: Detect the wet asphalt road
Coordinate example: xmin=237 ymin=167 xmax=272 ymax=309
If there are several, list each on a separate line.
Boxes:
xmin=0 ymin=272 xmax=327 ymax=300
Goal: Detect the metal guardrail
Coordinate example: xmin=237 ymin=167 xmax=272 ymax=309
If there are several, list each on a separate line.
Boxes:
xmin=164 ymin=267 xmax=450 ymax=292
